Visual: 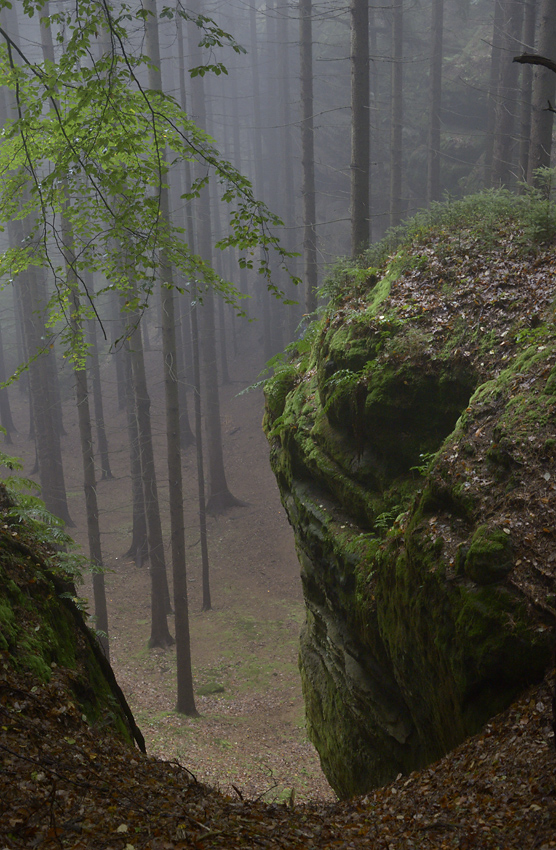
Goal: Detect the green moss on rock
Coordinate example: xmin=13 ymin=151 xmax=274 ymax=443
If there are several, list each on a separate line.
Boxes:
xmin=463 ymin=525 xmax=514 ymax=585
xmin=264 ymin=229 xmax=556 ymax=799
xmin=0 ymin=485 xmax=144 ymax=750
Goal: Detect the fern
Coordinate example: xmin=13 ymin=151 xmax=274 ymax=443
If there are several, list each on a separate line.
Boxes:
xmin=0 ymin=443 xmax=95 ymax=587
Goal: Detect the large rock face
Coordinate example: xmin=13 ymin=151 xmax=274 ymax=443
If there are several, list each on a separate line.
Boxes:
xmin=264 ymin=228 xmax=556 ymax=798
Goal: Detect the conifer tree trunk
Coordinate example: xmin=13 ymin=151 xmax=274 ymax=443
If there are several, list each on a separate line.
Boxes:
xmin=300 ymin=0 xmax=318 ymax=311
xmin=485 ymin=0 xmax=506 ymax=186
xmin=190 ymin=281 xmax=211 ymax=612
xmin=58 ymin=220 xmax=109 ymax=656
xmin=248 ymin=2 xmax=273 ymax=356
xmin=72 ymin=351 xmax=110 ymax=658
xmin=110 ymin=289 xmax=127 ymax=411
xmin=527 ymin=0 xmax=556 ymax=182
xmin=390 ymin=0 xmax=403 ymax=227
xmin=187 ymin=0 xmax=242 ymax=513
xmin=0 ymin=7 xmax=72 ymax=525
xmin=128 ymin=316 xmax=174 ymax=648
xmin=123 ymin=345 xmax=149 ymax=569
xmin=41 ymin=0 xmax=110 ymax=654
xmin=491 ymin=0 xmax=524 ymax=188
xmin=350 ymin=0 xmax=370 ymax=255
xmin=518 ymin=0 xmax=537 ymax=182
xmin=145 ymin=0 xmax=197 ymax=711
xmin=277 ymin=1 xmax=299 ymax=338
xmin=17 ymin=255 xmax=73 ymax=525
xmin=86 ymin=307 xmax=113 ymax=480
xmin=427 ymin=0 xmax=444 ymax=205
xmin=176 ymin=9 xmax=211 ymax=606
xmin=0 ymin=317 xmax=16 ymax=442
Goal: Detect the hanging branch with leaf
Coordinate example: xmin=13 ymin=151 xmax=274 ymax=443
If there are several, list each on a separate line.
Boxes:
xmin=0 ymin=0 xmax=298 ymax=363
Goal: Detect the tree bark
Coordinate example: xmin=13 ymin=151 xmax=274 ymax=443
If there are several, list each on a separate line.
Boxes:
xmin=427 ymin=0 xmax=444 ymax=204
xmin=0 ymin=6 xmax=72 ymax=526
xmin=350 ymin=0 xmax=370 ymax=255
xmin=484 ymin=0 xmax=505 ymax=187
xmin=145 ymin=0 xmax=197 ymax=712
xmin=277 ymin=1 xmax=299 ymax=338
xmin=0 ymin=316 xmax=16 ymax=442
xmin=491 ymin=0 xmax=524 ymax=188
xmin=390 ymin=0 xmax=403 ymax=227
xmin=128 ymin=317 xmax=174 ymax=649
xmin=123 ymin=343 xmax=149 ymax=569
xmin=526 ymin=0 xmax=556 ymax=182
xmin=190 ymin=282 xmax=211 ymax=612
xmin=299 ymin=0 xmax=318 ymax=312
xmin=187 ymin=0 xmax=242 ymax=513
xmin=57 ymin=219 xmax=109 ymax=656
xmin=87 ymin=312 xmax=113 ymax=480
xmin=517 ymin=1 xmax=537 ymax=183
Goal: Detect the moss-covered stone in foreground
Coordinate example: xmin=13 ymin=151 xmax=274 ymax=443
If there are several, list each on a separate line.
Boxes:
xmin=0 ymin=485 xmax=143 ymax=750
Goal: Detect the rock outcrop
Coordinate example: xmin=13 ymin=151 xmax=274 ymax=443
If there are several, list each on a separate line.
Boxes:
xmin=264 ymin=217 xmax=556 ymax=798
xmin=0 ymin=483 xmax=144 ymax=751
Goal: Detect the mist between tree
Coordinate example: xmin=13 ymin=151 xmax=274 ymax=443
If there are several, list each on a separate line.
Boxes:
xmin=0 ymin=0 xmax=554 ymax=797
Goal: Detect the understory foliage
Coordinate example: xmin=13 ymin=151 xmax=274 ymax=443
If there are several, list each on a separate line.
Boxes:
xmin=266 ymin=184 xmax=556 ymax=400
xmin=323 ymin=181 xmax=556 ymax=303
xmin=0 ymin=444 xmax=90 ymax=594
xmin=0 ymin=0 xmax=295 ymax=364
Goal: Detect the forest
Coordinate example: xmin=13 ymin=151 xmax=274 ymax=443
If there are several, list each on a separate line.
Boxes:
xmin=1 ymin=0 xmax=556 ymax=846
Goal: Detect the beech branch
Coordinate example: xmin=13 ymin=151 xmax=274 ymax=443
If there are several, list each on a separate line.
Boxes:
xmin=513 ymin=53 xmax=556 ymax=74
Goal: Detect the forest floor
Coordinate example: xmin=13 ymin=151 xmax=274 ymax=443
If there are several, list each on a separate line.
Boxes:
xmin=4 ymin=319 xmax=334 ymax=804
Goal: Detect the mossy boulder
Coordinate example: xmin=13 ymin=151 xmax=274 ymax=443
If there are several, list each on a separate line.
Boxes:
xmin=0 ymin=484 xmax=143 ymax=750
xmin=264 ymin=231 xmax=556 ymax=799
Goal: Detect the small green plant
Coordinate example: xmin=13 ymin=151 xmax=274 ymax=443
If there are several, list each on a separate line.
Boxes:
xmin=319 ymin=260 xmax=379 ymax=303
xmin=240 ymin=311 xmax=324 ymax=397
xmin=519 ymin=167 xmax=556 ymax=244
xmin=373 ymin=506 xmax=406 ymax=534
xmin=0 ymin=440 xmax=94 ymax=589
xmin=410 ymin=451 xmax=438 ymax=478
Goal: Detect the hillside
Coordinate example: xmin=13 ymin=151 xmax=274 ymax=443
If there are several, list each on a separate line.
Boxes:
xmin=264 ymin=191 xmax=556 ymax=798
xmin=2 ymin=192 xmax=556 ymax=848
xmin=1 ymin=588 xmax=555 ymax=847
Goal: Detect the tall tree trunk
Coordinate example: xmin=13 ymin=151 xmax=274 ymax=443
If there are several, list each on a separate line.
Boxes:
xmin=72 ymin=349 xmax=110 ymax=658
xmin=527 ymin=0 xmax=556 ymax=183
xmin=17 ymin=259 xmax=73 ymax=525
xmin=0 ymin=6 xmax=72 ymax=525
xmin=228 ymin=60 xmax=250 ymax=314
xmin=491 ymin=0 xmax=524 ymax=188
xmin=350 ymin=0 xmax=370 ymax=255
xmin=264 ymin=0 xmax=284 ymax=356
xmin=299 ymin=0 xmax=318 ymax=312
xmin=176 ymin=8 xmax=211 ymax=604
xmin=485 ymin=0 xmax=506 ymax=186
xmin=40 ymin=1 xmax=109 ymax=654
xmin=390 ymin=0 xmax=403 ymax=227
xmin=518 ymin=0 xmax=537 ymax=183
xmin=427 ymin=0 xmax=444 ymax=205
xmin=110 ymin=289 xmax=127 ymax=411
xmin=277 ymin=0 xmax=299 ymax=339
xmin=249 ymin=2 xmax=273 ymax=360
xmin=145 ymin=0 xmax=197 ymax=712
xmin=0 ymin=316 xmax=16 ymax=442
xmin=187 ymin=0 xmax=242 ymax=513
xmin=87 ymin=311 xmax=113 ymax=480
xmin=128 ymin=316 xmax=174 ymax=648
xmin=123 ymin=344 xmax=149 ymax=569
xmin=190 ymin=282 xmax=211 ymax=612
